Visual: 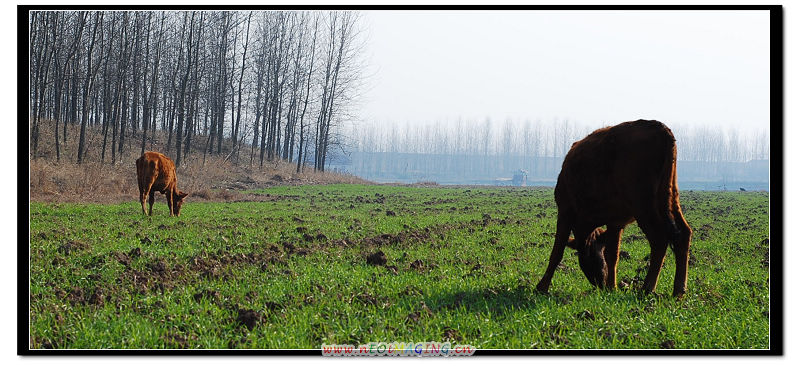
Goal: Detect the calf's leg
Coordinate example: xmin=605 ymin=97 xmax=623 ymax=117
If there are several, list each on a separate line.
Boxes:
xmin=148 ymin=191 xmax=155 ymax=216
xmin=143 ymin=173 xmax=158 ymax=216
xmin=166 ymin=191 xmax=174 ymax=216
xmin=140 ymin=190 xmax=148 ymax=215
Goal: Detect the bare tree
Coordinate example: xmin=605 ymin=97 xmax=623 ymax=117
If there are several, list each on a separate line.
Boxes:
xmin=77 ymin=11 xmax=102 ymax=163
xmin=29 ymin=10 xmax=368 ymax=175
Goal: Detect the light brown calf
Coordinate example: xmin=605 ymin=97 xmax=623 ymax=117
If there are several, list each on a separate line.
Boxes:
xmin=135 ymin=151 xmax=188 ymax=216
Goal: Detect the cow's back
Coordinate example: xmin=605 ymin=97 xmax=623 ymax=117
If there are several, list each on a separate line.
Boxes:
xmin=136 ymin=151 xmax=177 ymax=193
xmin=555 ymin=120 xmax=677 ymax=223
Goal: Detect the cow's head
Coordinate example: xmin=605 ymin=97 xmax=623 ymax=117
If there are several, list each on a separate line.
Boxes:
xmin=173 ymin=191 xmax=189 ymax=216
xmin=566 ymin=228 xmax=609 ymax=288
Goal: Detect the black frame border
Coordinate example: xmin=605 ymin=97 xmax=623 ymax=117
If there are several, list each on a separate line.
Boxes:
xmin=18 ymin=3 xmax=784 ymax=356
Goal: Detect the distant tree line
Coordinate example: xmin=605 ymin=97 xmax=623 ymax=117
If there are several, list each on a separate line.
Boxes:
xmin=348 ymin=118 xmax=770 ymax=163
xmin=28 ymin=10 xmax=364 ymax=172
xmin=341 ymin=118 xmax=770 ymax=184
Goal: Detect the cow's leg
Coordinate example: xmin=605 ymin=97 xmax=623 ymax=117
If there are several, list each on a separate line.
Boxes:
xmin=671 ymin=208 xmax=692 ymax=297
xmin=148 ymin=191 xmax=155 ymax=216
xmin=637 ymin=217 xmax=669 ymax=295
xmin=137 ymin=164 xmax=146 ymax=215
xmin=166 ymin=191 xmax=174 ymax=216
xmin=536 ymin=213 xmax=573 ymax=293
xmin=139 ymin=177 xmax=152 ymax=216
xmin=140 ymin=190 xmax=148 ymax=216
xmin=142 ymin=171 xmax=158 ymax=216
xmin=603 ymin=226 xmax=624 ymax=289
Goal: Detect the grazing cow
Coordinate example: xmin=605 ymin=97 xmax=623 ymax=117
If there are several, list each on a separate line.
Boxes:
xmin=135 ymin=151 xmax=188 ymax=217
xmin=535 ymin=120 xmax=692 ymax=297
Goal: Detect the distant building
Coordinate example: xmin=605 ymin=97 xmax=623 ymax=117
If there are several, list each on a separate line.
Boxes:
xmin=512 ymin=169 xmax=528 ymax=187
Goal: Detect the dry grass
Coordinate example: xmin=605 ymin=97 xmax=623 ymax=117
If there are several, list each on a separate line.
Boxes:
xmin=29 ymin=119 xmax=370 ymax=203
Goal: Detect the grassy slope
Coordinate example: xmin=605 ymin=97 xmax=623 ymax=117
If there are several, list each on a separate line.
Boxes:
xmin=28 ymin=185 xmax=770 ymax=349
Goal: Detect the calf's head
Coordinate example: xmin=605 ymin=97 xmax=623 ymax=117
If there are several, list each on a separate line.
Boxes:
xmin=172 ymin=191 xmax=189 ymax=216
xmin=566 ymin=228 xmax=609 ymax=287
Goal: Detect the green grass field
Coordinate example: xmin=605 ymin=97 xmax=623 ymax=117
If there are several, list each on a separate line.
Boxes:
xmin=28 ymin=185 xmax=770 ymax=349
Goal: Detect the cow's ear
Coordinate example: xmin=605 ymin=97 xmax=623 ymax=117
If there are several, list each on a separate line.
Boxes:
xmin=178 ymin=191 xmax=189 ymax=200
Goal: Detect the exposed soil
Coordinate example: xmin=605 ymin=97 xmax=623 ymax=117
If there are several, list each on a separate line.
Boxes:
xmin=57 ymin=240 xmax=89 ymax=255
xmin=163 ymin=333 xmax=190 ymax=349
xmin=442 ymin=327 xmax=463 ymax=342
xmin=366 ymin=251 xmax=387 ymax=266
xmin=660 ymin=339 xmax=676 ymax=349
xmin=410 ymin=259 xmax=425 ymax=271
xmin=236 ymin=309 xmax=261 ymax=330
xmin=193 ymin=289 xmax=221 ymax=303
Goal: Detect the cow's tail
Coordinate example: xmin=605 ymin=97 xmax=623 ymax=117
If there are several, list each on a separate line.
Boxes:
xmin=657 ymin=140 xmax=681 ymax=250
xmin=135 ymin=156 xmax=144 ymax=193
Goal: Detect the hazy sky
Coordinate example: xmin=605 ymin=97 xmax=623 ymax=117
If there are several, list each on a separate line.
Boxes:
xmin=359 ymin=10 xmax=771 ymax=132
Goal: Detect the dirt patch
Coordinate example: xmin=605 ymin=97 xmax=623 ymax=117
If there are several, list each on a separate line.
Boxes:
xmin=194 ymin=289 xmax=221 ymax=303
xmin=300 ymin=232 xmax=328 ymax=243
xmin=65 ymin=286 xmax=106 ymax=306
xmin=236 ymin=309 xmax=262 ymax=330
xmin=87 ymin=288 xmax=105 ymax=306
xmin=659 ymin=339 xmax=676 ymax=349
xmin=66 ymin=287 xmax=85 ymax=305
xmin=57 ymin=240 xmax=89 ymax=255
xmin=696 ymin=224 xmax=714 ymax=240
xmin=360 ymin=228 xmax=433 ymax=249
xmin=148 ymin=259 xmax=168 ymax=274
xmin=163 ymin=333 xmax=190 ymax=348
xmin=442 ymin=327 xmax=463 ymax=342
xmin=366 ymin=251 xmax=387 ymax=266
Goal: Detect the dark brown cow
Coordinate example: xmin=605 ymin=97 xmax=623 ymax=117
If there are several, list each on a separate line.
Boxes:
xmin=535 ymin=120 xmax=692 ymax=297
xmin=135 ymin=151 xmax=188 ymax=217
